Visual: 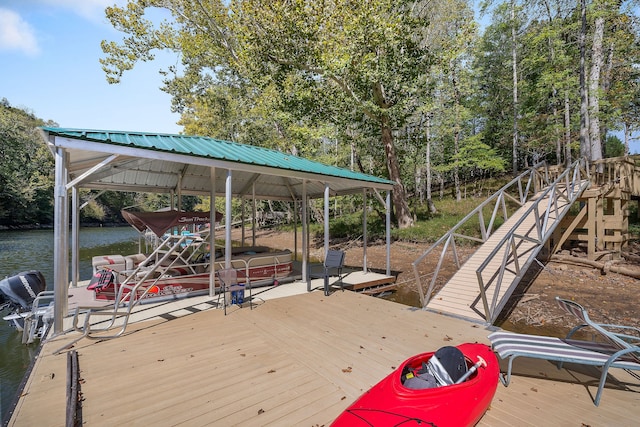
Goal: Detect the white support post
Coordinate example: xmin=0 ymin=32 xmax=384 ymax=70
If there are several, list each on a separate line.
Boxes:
xmin=293 ymin=200 xmax=298 ymax=261
xmin=225 ymin=169 xmax=233 ymax=269
xmin=363 ymin=189 xmax=367 ymax=273
xmin=302 ymin=180 xmax=309 ymax=288
xmin=53 ymin=146 xmax=69 ymax=334
xmin=324 ymin=183 xmax=330 ymax=257
xmin=209 ymin=167 xmax=216 ymax=297
xmin=386 ymin=191 xmax=391 ymax=276
xmin=71 ymin=186 xmax=80 ymax=287
xmin=252 ymin=183 xmax=256 ymax=247
xmin=177 ymin=174 xmax=182 ymax=212
xmin=241 ymin=196 xmax=245 ymax=247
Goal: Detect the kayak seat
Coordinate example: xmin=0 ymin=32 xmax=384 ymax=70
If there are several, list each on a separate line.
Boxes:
xmin=402 ymin=346 xmax=469 ymax=389
xmin=489 ymin=296 xmax=640 ymax=406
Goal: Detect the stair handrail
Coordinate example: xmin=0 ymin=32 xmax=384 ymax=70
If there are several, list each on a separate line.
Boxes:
xmin=475 ymin=158 xmax=590 ymax=323
xmin=412 ymin=161 xmax=549 ymax=307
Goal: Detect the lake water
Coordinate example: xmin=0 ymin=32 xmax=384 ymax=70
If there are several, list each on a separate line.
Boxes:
xmin=0 ymin=227 xmax=139 ymax=423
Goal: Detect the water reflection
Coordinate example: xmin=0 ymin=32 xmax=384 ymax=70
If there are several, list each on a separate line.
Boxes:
xmin=0 ymin=227 xmax=138 ymax=422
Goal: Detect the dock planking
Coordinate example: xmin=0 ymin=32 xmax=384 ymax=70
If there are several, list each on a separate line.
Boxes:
xmin=9 ymin=290 xmax=639 ymax=426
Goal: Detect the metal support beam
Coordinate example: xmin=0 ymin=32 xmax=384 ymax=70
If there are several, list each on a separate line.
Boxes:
xmin=363 ymin=189 xmax=368 ymax=272
xmin=53 ymin=147 xmax=69 ymax=334
xmin=224 ymin=169 xmax=233 ymax=269
xmin=209 ymin=167 xmax=216 ymax=297
xmin=386 ymin=191 xmax=391 ymax=276
xmin=71 ymin=186 xmax=79 ymax=287
xmin=302 ymin=181 xmax=309 ymax=288
xmin=324 ymin=183 xmax=330 ymax=258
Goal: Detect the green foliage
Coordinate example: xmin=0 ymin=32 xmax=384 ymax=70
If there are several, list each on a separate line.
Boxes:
xmin=310 ymin=175 xmax=518 ymax=245
xmin=0 ymin=101 xmax=55 ymax=226
xmin=324 ymin=210 xmax=388 ymax=241
xmin=81 ymin=200 xmax=106 ymax=222
xmin=605 ymin=135 xmax=625 ymax=158
xmin=436 ymin=134 xmax=506 ymax=175
xmin=5 ymin=1 xmax=640 ymax=231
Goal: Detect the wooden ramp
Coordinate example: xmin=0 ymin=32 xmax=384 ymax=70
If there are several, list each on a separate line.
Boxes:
xmin=413 ymin=160 xmax=591 ymax=323
xmin=426 ymin=185 xmax=578 ymax=323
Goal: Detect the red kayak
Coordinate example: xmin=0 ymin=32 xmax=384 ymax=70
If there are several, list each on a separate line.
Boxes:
xmin=331 ymin=343 xmax=499 ymax=427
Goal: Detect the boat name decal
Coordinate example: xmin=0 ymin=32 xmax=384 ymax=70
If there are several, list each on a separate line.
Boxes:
xmin=141 ymin=285 xmax=195 ymax=298
xmin=177 ymin=216 xmax=209 ymax=224
xmin=157 ymin=285 xmax=194 ymax=295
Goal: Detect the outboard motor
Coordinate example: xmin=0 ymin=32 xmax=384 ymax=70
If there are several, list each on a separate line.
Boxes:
xmin=0 ymin=271 xmax=47 ymax=312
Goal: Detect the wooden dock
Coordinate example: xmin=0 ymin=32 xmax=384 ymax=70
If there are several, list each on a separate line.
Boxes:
xmin=9 ymin=290 xmax=639 ymax=426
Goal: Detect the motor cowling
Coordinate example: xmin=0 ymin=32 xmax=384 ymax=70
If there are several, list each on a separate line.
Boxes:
xmin=0 ymin=271 xmax=47 ymax=310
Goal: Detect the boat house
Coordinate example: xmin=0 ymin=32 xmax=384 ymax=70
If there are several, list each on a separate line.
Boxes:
xmin=39 ymin=127 xmax=396 ymax=333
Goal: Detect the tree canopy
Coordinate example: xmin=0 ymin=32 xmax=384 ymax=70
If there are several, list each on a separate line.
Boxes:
xmin=0 ymin=99 xmax=55 ymax=226
xmin=98 ymin=0 xmax=640 ymax=228
xmin=2 ymin=0 xmax=639 ymax=229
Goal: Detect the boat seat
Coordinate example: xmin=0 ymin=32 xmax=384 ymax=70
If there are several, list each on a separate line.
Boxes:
xmin=309 ymin=250 xmax=346 ymax=296
xmin=489 ymin=297 xmax=640 ymax=406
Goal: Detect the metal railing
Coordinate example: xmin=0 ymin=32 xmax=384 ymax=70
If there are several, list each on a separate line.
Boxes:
xmin=412 ymin=161 xmax=549 ymax=308
xmin=412 ymin=159 xmax=590 ymax=321
xmin=475 ymin=158 xmax=590 ymax=323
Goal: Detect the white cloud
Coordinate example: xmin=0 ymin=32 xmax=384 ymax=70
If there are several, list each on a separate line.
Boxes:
xmin=0 ymin=8 xmax=40 ymax=56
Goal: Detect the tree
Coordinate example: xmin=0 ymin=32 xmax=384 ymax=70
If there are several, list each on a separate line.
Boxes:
xmin=479 ymin=0 xmax=639 ymax=167
xmin=588 ymin=0 xmax=606 ymax=163
xmin=101 ymin=0 xmax=435 ymax=229
xmin=511 ymin=0 xmax=519 ymax=175
xmin=0 ymin=101 xmax=55 ymax=226
xmin=475 ymin=3 xmax=520 ymax=163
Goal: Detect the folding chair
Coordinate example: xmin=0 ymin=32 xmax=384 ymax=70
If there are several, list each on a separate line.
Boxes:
xmin=309 ymin=250 xmax=346 ymax=296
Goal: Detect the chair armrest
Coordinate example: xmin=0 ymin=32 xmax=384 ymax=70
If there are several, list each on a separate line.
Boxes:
xmin=566 ymin=323 xmax=590 ymax=339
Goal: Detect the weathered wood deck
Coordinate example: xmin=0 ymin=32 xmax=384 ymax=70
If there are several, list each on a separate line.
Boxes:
xmin=10 ymin=290 xmax=639 ymax=426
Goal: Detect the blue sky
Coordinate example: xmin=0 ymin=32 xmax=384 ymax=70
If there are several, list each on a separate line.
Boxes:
xmin=0 ymin=0 xmax=182 ymax=134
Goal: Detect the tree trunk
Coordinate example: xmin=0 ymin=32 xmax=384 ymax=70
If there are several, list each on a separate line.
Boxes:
xmin=425 ymin=113 xmax=437 ymax=214
xmin=579 ymin=0 xmax=591 ymax=159
xmin=372 ymin=81 xmax=413 ymax=229
xmin=454 ymin=130 xmax=461 ymax=202
xmin=381 ymin=115 xmax=413 ymax=228
xmin=511 ymin=0 xmax=519 ymax=175
xmin=542 ymin=0 xmax=562 ymax=165
xmin=624 ymin=123 xmax=630 ymax=155
xmin=588 ymin=14 xmax=604 ymax=162
xmin=451 ymin=63 xmax=461 ymax=202
xmin=564 ymin=91 xmax=572 ymax=166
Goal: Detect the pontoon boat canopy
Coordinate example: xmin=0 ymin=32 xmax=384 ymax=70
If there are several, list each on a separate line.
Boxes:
xmin=121 ymin=210 xmax=223 ymax=237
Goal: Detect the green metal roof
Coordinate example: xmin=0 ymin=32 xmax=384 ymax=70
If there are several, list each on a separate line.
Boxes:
xmin=41 ymin=127 xmax=394 ymax=187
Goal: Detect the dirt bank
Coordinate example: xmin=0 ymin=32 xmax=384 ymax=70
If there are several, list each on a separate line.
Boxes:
xmin=243 ymin=228 xmax=640 ymax=335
